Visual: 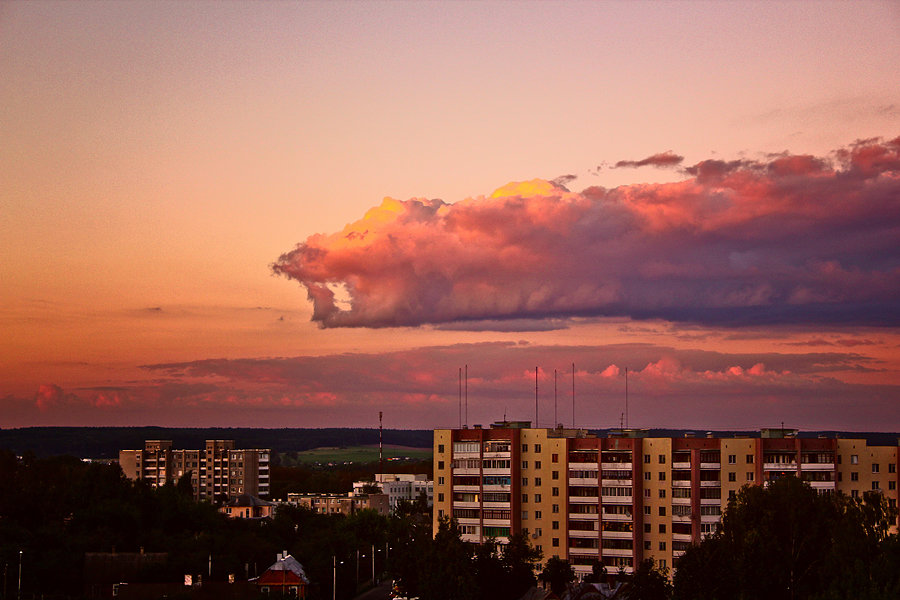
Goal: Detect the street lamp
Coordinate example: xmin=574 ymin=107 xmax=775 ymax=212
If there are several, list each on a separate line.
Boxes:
xmin=17 ymin=550 xmax=22 ymax=600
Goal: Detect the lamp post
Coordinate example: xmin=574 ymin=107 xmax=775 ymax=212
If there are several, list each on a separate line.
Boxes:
xmin=332 ymin=556 xmax=336 ymax=600
xmin=371 ymin=543 xmax=375 ymax=583
xmin=17 ymin=550 xmax=22 ymax=600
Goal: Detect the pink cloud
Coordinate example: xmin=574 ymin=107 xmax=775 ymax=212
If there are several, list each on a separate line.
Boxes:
xmin=614 ymin=151 xmax=684 ymax=169
xmin=273 ymin=137 xmax=900 ymax=329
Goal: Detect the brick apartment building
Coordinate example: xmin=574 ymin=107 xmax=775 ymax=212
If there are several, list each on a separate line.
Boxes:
xmin=119 ymin=439 xmax=270 ymax=500
xmin=433 ymin=422 xmax=899 ymax=579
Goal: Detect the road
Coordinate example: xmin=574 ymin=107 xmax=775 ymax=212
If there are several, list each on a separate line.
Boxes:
xmin=352 ymin=580 xmax=392 ymax=600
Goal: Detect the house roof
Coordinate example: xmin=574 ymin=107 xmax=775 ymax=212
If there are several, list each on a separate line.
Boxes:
xmin=225 ymin=493 xmax=277 ymax=508
xmin=257 ymin=553 xmax=309 ymax=585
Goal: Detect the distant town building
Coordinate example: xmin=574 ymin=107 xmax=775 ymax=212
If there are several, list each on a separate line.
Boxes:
xmin=286 ymin=492 xmax=390 ymax=516
xmin=220 ymin=493 xmax=278 ymax=519
xmin=352 ymin=473 xmax=434 ymax=511
xmin=433 ymin=422 xmax=900 ymax=579
xmin=256 ymin=552 xmax=309 ymax=598
xmin=119 ymin=439 xmax=270 ymax=500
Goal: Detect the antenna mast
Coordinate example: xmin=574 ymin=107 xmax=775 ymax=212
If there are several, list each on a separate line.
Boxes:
xmin=625 ymin=367 xmax=629 ymax=429
xmin=465 ymin=364 xmax=468 ymax=428
xmin=554 ymin=369 xmax=558 ymax=427
xmin=378 ymin=411 xmax=383 ymax=484
xmin=458 ymin=367 xmax=462 ymax=428
xmin=534 ymin=367 xmax=539 ymax=428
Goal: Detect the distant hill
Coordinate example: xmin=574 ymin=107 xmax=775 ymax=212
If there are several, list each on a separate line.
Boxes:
xmin=0 ymin=427 xmax=433 ymax=459
xmin=0 ymin=426 xmax=895 ymax=459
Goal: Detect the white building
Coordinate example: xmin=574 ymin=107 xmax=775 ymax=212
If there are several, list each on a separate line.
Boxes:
xmin=352 ymin=473 xmax=433 ymax=511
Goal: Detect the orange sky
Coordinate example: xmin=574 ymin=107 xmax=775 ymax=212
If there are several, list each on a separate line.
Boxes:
xmin=2 ymin=1 xmax=899 ymax=429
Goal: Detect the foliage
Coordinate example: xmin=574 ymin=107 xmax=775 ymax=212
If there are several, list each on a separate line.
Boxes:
xmin=623 ymin=559 xmax=672 ymax=600
xmin=673 ymin=476 xmax=900 ymax=600
xmin=539 ymin=556 xmax=575 ymax=595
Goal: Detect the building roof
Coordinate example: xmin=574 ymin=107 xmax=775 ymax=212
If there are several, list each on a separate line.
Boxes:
xmin=225 ymin=493 xmax=277 ymax=508
xmin=257 ymin=553 xmax=309 ymax=585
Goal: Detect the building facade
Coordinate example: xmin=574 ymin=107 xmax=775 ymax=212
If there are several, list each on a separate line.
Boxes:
xmin=286 ymin=491 xmax=391 ymax=516
xmin=119 ymin=439 xmax=270 ymax=500
xmin=352 ymin=473 xmax=434 ymax=511
xmin=433 ymin=422 xmax=899 ymax=579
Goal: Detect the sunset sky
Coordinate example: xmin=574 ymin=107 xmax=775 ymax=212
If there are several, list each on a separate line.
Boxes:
xmin=2 ymin=1 xmax=899 ymax=431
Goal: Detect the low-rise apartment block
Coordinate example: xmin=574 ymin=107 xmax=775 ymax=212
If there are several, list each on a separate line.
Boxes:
xmin=433 ymin=422 xmax=899 ymax=579
xmin=352 ymin=473 xmax=434 ymax=511
xmin=286 ymin=492 xmax=390 ymax=516
xmin=119 ymin=439 xmax=270 ymax=501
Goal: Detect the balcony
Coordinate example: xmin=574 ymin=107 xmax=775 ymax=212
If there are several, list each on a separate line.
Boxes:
xmin=700 ymin=480 xmax=721 ymax=488
xmin=808 ymin=481 xmax=836 ymax=490
xmin=569 ymin=495 xmax=599 ymax=504
xmin=600 ymin=547 xmax=634 ymax=558
xmin=800 ymin=463 xmax=835 ymax=471
xmin=568 ymin=529 xmax=597 ymax=539
xmin=700 ymin=462 xmax=721 ymax=470
xmin=453 ymin=467 xmax=480 ymax=475
xmin=672 ymin=496 xmax=691 ymax=505
xmin=452 ymin=484 xmax=480 ymax=493
xmin=569 ymin=512 xmax=599 ymax=521
xmin=672 ymin=480 xmax=691 ymax=488
xmin=700 ymin=498 xmax=721 ymax=506
xmin=672 ymin=513 xmax=692 ymax=524
xmin=600 ymin=512 xmax=631 ymax=522
xmin=673 ymin=462 xmax=691 ymax=470
xmin=601 ymin=530 xmax=632 ymax=540
xmin=569 ymin=477 xmax=598 ymax=486
xmin=568 ymin=547 xmax=600 ymax=557
xmin=602 ymin=462 xmax=632 ymax=471
xmin=601 ymin=495 xmax=633 ymax=504
xmin=483 ymin=451 xmax=511 ymax=459
xmin=452 ymin=500 xmax=481 ymax=509
xmin=764 ymin=461 xmax=798 ymax=470
xmin=482 ymin=468 xmax=512 ymax=476
xmin=673 ymin=533 xmax=693 ymax=543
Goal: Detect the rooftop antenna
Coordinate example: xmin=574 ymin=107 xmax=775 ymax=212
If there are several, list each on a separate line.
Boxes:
xmin=625 ymin=367 xmax=629 ymax=429
xmin=534 ymin=366 xmax=539 ymax=428
xmin=378 ymin=411 xmax=383 ymax=483
xmin=458 ymin=367 xmax=462 ymax=428
xmin=620 ymin=412 xmax=624 ymax=429
xmin=465 ymin=364 xmax=468 ymax=428
xmin=554 ymin=369 xmax=558 ymax=427
xmin=572 ymin=362 xmax=575 ymax=428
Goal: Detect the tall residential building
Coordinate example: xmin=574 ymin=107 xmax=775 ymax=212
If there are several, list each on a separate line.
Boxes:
xmin=119 ymin=439 xmax=270 ymax=500
xmin=433 ymin=422 xmax=899 ymax=579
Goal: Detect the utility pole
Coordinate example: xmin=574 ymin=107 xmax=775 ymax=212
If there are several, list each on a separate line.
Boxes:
xmin=332 ymin=556 xmax=337 ymax=600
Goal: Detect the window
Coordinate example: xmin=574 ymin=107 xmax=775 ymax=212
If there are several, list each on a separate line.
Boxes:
xmin=552 ymin=538 xmax=559 ymax=547
xmin=659 ymin=489 xmax=666 ymax=498
xmin=873 ymin=464 xmax=880 ymax=473
xmin=644 ymin=541 xmax=651 ymax=550
xmin=438 ymin=461 xmax=444 ymax=470
xmin=889 ymin=481 xmax=896 ymax=491
xmin=535 ymin=510 xmax=542 ymax=519
xmin=438 ymin=476 xmax=444 ymax=485
xmin=552 ymin=487 xmax=559 ymax=496
xmin=659 ymin=541 xmax=666 ymax=551
xmin=438 ymin=509 xmax=445 ymax=518
xmin=535 ymin=477 xmax=542 ymax=486
xmin=728 ymin=454 xmax=736 ymax=464
xmin=659 ymin=472 xmax=666 ymax=481
xmin=838 ymin=472 xmax=843 ymax=482
xmin=851 ymin=490 xmax=859 ymax=498
xmin=659 ymin=524 xmax=666 ymax=534
xmin=644 ymin=506 xmax=651 ymax=515
xmin=729 ymin=490 xmax=736 ymax=500
xmin=746 ymin=454 xmax=754 ymax=464
xmin=851 ymin=455 xmax=859 ymax=465
xmin=535 ymin=494 xmax=542 ymax=503
xmin=438 ymin=493 xmax=444 ymax=502
xmin=851 ymin=472 xmax=859 ymax=481
xmin=552 ymin=453 xmax=559 ymax=463
xmin=728 ymin=472 xmax=736 ymax=482
xmin=645 ymin=489 xmax=651 ymax=498
xmin=523 ymin=477 xmax=528 ymax=486
xmin=522 ymin=493 xmax=528 ymax=502
xmin=438 ymin=444 xmax=445 ymax=453
xmin=746 ymin=472 xmax=754 ymax=482
xmin=552 ymin=520 xmax=559 ymax=530
xmin=522 ymin=511 xmax=528 ymax=520
xmin=551 ymin=470 xmax=559 ymax=480
xmin=535 ymin=444 xmax=542 ymax=453
xmin=644 ymin=523 xmax=651 ymax=533
xmin=889 ymin=463 xmax=896 ymax=474
xmin=645 ymin=454 xmax=651 ymax=463
xmin=522 ymin=461 xmax=528 ymax=469
xmin=645 ymin=472 xmax=652 ymax=481
xmin=659 ymin=455 xmax=666 ymax=464
xmin=535 ymin=461 xmax=542 ymax=469
xmin=658 ymin=507 xmax=666 ymax=516
xmin=872 ymin=481 xmax=880 ymax=490
xmin=552 ymin=504 xmax=559 ymax=513
xmin=522 ymin=443 xmax=528 ymax=452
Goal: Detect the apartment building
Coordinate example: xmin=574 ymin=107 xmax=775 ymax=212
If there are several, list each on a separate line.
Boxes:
xmin=352 ymin=473 xmax=434 ymax=511
xmin=286 ymin=492 xmax=391 ymax=516
xmin=433 ymin=422 xmax=899 ymax=580
xmin=119 ymin=439 xmax=270 ymax=501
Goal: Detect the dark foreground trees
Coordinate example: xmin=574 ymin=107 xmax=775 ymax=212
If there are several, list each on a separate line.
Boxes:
xmin=673 ymin=476 xmax=900 ymax=600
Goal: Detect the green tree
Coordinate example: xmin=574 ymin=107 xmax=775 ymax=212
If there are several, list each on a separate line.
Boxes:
xmin=539 ymin=556 xmax=575 ymax=596
xmin=624 ymin=558 xmax=671 ymax=600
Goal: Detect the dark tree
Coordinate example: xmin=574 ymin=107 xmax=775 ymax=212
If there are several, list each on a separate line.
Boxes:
xmin=539 ymin=556 xmax=575 ymax=596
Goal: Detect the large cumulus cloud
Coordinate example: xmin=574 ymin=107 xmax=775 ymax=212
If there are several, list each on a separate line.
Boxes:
xmin=273 ymin=137 xmax=900 ymax=329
